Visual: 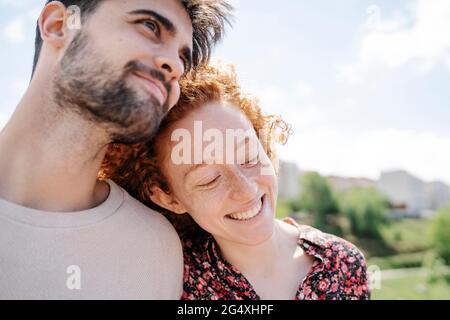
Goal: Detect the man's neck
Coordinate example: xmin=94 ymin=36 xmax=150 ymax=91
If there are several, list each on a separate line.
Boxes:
xmin=0 ymin=83 xmax=111 ymax=212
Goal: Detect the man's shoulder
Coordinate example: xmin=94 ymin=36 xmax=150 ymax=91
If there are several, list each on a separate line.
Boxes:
xmin=104 ymin=182 xmax=184 ymax=298
xmin=120 ymin=190 xmax=181 ymax=242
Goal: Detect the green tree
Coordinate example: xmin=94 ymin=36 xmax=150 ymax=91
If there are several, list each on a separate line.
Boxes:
xmin=276 ymin=198 xmax=293 ymax=219
xmin=429 ymin=204 xmax=450 ymax=265
xmin=337 ymin=187 xmax=389 ymax=239
xmin=296 ymin=172 xmax=339 ymax=233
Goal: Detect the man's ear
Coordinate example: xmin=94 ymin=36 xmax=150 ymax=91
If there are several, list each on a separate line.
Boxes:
xmin=149 ymin=186 xmax=187 ymax=215
xmin=39 ymin=1 xmax=69 ymax=49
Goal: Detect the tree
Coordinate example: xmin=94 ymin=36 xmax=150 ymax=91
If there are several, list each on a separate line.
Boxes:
xmin=337 ymin=187 xmax=389 ymax=239
xmin=429 ymin=204 xmax=450 ymax=265
xmin=296 ymin=172 xmax=339 ymax=233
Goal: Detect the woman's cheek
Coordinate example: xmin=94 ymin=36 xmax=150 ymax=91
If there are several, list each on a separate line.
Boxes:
xmin=195 ymin=188 xmax=225 ymax=216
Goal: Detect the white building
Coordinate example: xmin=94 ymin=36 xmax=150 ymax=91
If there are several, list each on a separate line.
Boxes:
xmin=426 ymin=181 xmax=450 ymax=211
xmin=327 ymin=176 xmax=376 ymax=193
xmin=377 ymin=170 xmax=450 ymax=217
xmin=277 ymin=160 xmax=300 ymax=199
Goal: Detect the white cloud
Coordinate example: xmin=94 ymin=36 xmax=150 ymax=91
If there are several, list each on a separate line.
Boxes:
xmin=293 ymin=80 xmax=314 ymax=99
xmin=0 ymin=78 xmax=26 ymax=130
xmin=446 ymin=55 xmax=450 ymax=70
xmin=244 ymin=82 xmax=322 ymax=133
xmin=280 ymin=127 xmax=450 ymax=185
xmin=3 ymin=18 xmax=25 ymax=43
xmin=0 ymin=111 xmax=8 ymax=130
xmin=338 ymin=0 xmax=450 ymax=84
xmin=237 ymin=79 xmax=450 ymax=185
xmin=0 ymin=0 xmax=41 ymax=8
xmin=11 ymin=78 xmax=29 ymax=97
xmin=2 ymin=6 xmax=41 ymax=44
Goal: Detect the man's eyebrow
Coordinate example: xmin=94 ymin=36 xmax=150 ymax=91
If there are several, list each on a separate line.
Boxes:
xmin=128 ymin=9 xmax=176 ymax=35
xmin=129 ymin=9 xmax=193 ymax=70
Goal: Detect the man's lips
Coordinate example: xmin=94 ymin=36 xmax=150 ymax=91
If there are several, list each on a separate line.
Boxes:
xmin=132 ymin=71 xmax=167 ymax=105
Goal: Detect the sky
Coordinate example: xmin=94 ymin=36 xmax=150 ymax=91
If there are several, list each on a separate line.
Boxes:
xmin=1 ymin=0 xmax=450 ymax=184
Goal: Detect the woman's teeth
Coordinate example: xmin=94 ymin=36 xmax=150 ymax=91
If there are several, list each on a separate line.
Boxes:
xmin=227 ymin=197 xmax=263 ymax=221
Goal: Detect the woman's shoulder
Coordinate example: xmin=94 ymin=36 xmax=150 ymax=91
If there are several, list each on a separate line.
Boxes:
xmin=283 ymin=217 xmax=370 ymax=299
xmin=283 ymin=217 xmax=367 ymax=266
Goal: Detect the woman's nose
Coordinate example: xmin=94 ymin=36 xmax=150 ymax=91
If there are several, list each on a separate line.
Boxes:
xmin=229 ymin=169 xmax=259 ymax=202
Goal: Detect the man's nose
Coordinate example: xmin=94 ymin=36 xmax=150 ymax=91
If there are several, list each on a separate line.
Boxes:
xmin=153 ymin=47 xmax=184 ymax=82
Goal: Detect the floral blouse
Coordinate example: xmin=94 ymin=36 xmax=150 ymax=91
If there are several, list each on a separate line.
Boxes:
xmin=181 ymin=218 xmax=370 ymax=300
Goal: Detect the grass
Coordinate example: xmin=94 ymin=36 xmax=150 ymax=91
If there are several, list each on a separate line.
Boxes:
xmin=371 ymin=268 xmax=450 ymax=300
xmin=350 ymin=218 xmax=432 ymax=259
xmin=368 ymin=252 xmax=427 ymax=270
xmin=380 ymin=218 xmax=432 ymax=253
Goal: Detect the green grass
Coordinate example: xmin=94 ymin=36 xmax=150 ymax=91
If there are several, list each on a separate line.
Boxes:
xmin=368 ymin=252 xmax=427 ymax=270
xmin=381 ymin=218 xmax=432 ymax=253
xmin=371 ymin=268 xmax=450 ymax=300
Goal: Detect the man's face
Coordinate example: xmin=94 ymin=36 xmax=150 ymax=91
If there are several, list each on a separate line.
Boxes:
xmin=52 ymin=0 xmax=193 ymax=144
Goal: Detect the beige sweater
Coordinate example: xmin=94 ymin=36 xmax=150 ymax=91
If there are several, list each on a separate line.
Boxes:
xmin=0 ymin=180 xmax=183 ymax=300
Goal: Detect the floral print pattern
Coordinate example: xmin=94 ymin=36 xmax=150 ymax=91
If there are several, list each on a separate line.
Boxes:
xmin=181 ymin=218 xmax=370 ymax=300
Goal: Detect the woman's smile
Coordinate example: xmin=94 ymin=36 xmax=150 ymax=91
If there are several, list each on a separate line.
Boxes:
xmin=225 ymin=194 xmax=268 ymax=223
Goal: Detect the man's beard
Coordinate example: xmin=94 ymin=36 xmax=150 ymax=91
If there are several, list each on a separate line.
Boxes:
xmin=52 ymin=30 xmax=171 ymax=145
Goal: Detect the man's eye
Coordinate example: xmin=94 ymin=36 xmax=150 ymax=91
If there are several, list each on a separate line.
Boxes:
xmin=141 ymin=20 xmax=159 ymax=33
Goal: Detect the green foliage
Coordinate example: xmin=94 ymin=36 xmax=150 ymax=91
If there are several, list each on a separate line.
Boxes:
xmin=381 ymin=218 xmax=431 ymax=253
xmin=295 ymin=172 xmax=340 ymax=233
xmin=429 ymin=204 xmax=450 ymax=265
xmin=368 ymin=252 xmax=426 ymax=270
xmin=276 ymin=198 xmax=293 ymax=219
xmin=337 ymin=187 xmax=389 ymax=239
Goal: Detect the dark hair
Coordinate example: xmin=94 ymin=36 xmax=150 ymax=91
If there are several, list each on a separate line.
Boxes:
xmin=32 ymin=0 xmax=233 ymax=75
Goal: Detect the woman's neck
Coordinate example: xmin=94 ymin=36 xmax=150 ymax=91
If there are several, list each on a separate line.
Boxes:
xmin=215 ymin=220 xmax=300 ymax=277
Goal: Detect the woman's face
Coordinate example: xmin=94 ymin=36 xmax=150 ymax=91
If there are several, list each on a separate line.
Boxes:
xmin=154 ymin=102 xmax=278 ymax=246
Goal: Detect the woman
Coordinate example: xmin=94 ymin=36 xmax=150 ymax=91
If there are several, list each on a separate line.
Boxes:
xmin=100 ymin=65 xmax=370 ymax=300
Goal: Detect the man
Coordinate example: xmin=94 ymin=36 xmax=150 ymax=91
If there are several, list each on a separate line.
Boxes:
xmin=0 ymin=0 xmax=231 ymax=299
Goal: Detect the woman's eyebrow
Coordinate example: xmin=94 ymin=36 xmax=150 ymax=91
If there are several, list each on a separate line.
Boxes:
xmin=184 ymin=163 xmax=208 ymax=179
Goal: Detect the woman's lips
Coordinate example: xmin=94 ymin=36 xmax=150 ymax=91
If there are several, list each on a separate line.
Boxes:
xmin=132 ymin=72 xmax=167 ymax=105
xmin=226 ymin=194 xmax=266 ymax=222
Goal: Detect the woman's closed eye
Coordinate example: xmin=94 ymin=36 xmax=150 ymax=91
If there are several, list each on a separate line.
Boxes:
xmin=241 ymin=156 xmax=260 ymax=168
xmin=198 ymin=175 xmax=221 ymax=188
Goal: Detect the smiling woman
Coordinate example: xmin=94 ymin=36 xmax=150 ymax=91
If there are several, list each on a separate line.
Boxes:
xmin=100 ymin=64 xmax=370 ymax=300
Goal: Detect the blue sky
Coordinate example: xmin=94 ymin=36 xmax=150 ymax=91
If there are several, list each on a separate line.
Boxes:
xmin=1 ymin=0 xmax=450 ymax=183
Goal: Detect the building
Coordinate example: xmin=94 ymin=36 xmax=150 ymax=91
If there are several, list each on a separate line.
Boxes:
xmin=277 ymin=160 xmax=300 ymax=199
xmin=377 ymin=170 xmax=450 ymax=218
xmin=426 ymin=181 xmax=450 ymax=211
xmin=327 ymin=176 xmax=376 ymax=193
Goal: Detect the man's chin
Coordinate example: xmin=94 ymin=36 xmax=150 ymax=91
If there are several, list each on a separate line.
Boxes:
xmin=108 ymin=115 xmax=163 ymax=145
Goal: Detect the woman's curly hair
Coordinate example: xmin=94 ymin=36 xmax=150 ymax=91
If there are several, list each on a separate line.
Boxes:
xmin=99 ymin=64 xmax=292 ymax=238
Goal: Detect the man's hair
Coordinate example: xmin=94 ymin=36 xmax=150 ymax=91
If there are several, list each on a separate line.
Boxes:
xmin=32 ymin=0 xmax=232 ymax=75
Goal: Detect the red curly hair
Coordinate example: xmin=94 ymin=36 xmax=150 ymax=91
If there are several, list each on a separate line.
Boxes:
xmin=99 ymin=64 xmax=292 ymax=238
